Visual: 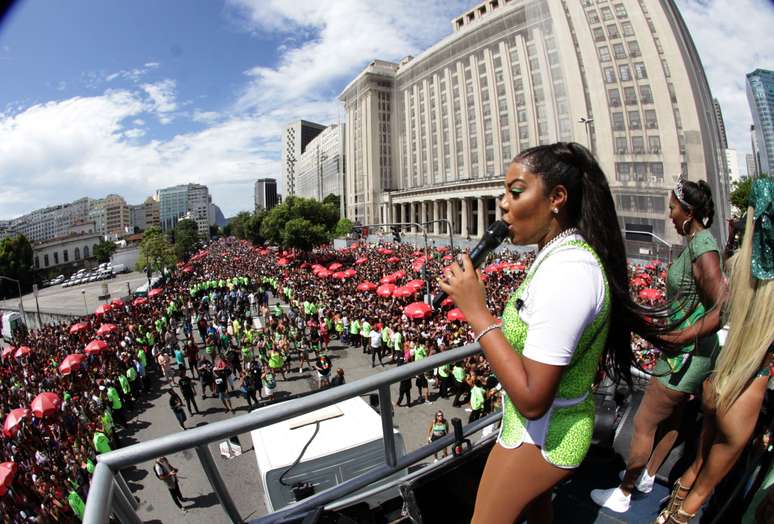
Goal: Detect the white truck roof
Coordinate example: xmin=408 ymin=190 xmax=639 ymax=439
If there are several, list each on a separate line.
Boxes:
xmin=251 ymin=397 xmax=385 ymax=473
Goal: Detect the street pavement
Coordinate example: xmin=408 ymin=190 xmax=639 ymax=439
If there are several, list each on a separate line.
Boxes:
xmin=0 ymin=272 xmax=149 ymax=316
xmin=120 ymin=305 xmax=473 ymax=524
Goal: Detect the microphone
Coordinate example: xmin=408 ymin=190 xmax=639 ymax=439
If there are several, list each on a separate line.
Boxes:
xmin=432 ymin=220 xmax=510 ymax=309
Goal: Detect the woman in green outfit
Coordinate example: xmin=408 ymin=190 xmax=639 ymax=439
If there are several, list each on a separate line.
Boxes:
xmin=592 ymin=177 xmax=726 ymax=513
xmin=440 ymin=143 xmax=674 ymax=523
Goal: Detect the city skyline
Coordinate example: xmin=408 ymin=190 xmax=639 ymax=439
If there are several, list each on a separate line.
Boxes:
xmin=1 ymin=0 xmax=773 ymax=220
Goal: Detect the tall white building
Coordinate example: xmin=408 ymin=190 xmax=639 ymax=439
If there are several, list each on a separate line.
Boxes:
xmin=7 ymin=197 xmax=99 ymax=243
xmin=746 ymin=153 xmax=759 ymax=179
xmin=294 ymin=124 xmax=346 ymax=202
xmin=725 ymin=148 xmax=741 ymax=186
xmin=254 ymin=178 xmax=279 ymax=211
xmin=157 ymin=183 xmax=213 ymax=239
xmin=340 ymin=0 xmax=729 ymax=247
xmin=281 ymin=120 xmax=326 ymax=197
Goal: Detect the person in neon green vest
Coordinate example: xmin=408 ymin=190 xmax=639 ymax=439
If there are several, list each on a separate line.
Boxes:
xmin=468 ymin=379 xmax=486 ymax=423
xmin=68 ymin=490 xmax=85 ymax=521
xmin=349 ymin=318 xmax=360 ymax=347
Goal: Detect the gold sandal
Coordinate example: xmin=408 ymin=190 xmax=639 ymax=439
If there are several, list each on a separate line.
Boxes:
xmin=653 ymin=480 xmax=690 ymax=524
xmin=664 ymin=508 xmax=696 ymax=523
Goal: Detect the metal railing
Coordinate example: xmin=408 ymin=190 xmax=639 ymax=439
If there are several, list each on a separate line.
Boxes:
xmin=83 ymin=342 xmax=493 ymax=524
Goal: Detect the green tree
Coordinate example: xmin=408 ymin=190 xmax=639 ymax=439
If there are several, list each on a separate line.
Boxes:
xmin=730 ymin=174 xmax=770 ymax=216
xmin=93 ymin=240 xmax=117 ymax=263
xmin=174 ymin=219 xmax=199 ymax=261
xmin=258 ymin=196 xmax=346 ymax=250
xmin=283 ymin=218 xmax=330 ymax=251
xmin=333 ymin=217 xmax=353 ymax=237
xmin=136 ymin=227 xmax=176 ymax=274
xmin=0 ymin=234 xmax=33 ymax=298
xmin=323 ymin=193 xmax=341 ymax=214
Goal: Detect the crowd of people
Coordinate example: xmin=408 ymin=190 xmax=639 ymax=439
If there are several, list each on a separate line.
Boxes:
xmin=0 ymin=229 xmax=671 ymax=522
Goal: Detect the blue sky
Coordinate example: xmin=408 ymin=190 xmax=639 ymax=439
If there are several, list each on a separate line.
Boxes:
xmin=0 ymin=0 xmax=773 ymax=219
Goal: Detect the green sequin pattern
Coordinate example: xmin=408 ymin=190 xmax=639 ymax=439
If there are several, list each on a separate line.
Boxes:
xmin=498 ymin=240 xmax=610 ymax=468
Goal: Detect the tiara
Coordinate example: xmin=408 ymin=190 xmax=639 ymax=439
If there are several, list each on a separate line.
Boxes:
xmin=673 ymin=173 xmax=692 ymax=209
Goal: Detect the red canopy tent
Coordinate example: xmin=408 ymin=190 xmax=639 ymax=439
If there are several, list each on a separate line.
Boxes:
xmin=0 ymin=462 xmax=17 ymax=496
xmin=328 ymin=262 xmax=343 ymax=271
xmin=377 ymin=248 xmax=394 ymax=255
xmin=96 ymin=323 xmax=118 ymax=336
xmin=356 ymin=282 xmax=377 ymax=292
xmin=110 ymin=298 xmax=125 ymax=307
xmin=630 ymin=277 xmax=648 ymax=288
xmin=14 ymin=346 xmax=31 ymax=359
xmin=58 ymin=354 xmax=87 ymax=375
xmin=343 ymin=268 xmax=357 ymax=278
xmin=148 ymin=288 xmax=163 ymax=298
xmin=386 ymin=256 xmax=401 ymax=264
xmin=380 ymin=274 xmax=397 ymax=285
xmin=404 ymin=302 xmax=432 ymax=319
xmin=393 ymin=270 xmax=406 ymax=279
xmin=376 ymin=284 xmax=396 ymax=298
xmin=332 ymin=271 xmax=348 ymax=280
xmin=392 ymin=286 xmax=415 ymax=298
xmin=69 ymin=322 xmax=89 ymax=335
xmin=406 ymin=279 xmax=425 ymax=291
xmin=436 ymin=246 xmax=449 ymax=253
xmin=30 ymin=392 xmax=61 ymax=418
xmin=1 ymin=346 xmax=15 ymax=359
xmin=639 ymin=288 xmax=664 ymax=301
xmin=94 ymin=304 xmax=112 ymax=315
xmin=2 ymin=408 xmax=30 ymax=438
xmin=442 ymin=255 xmax=453 ymax=261
xmin=277 ymin=258 xmax=290 ymax=266
xmin=441 ymin=297 xmax=454 ymax=308
xmin=317 ymin=269 xmax=332 ymax=278
xmin=354 ymin=257 xmax=368 ymax=265
xmin=132 ymin=297 xmax=147 ymax=306
xmin=446 ymin=308 xmax=466 ymax=322
xmin=182 ymin=265 xmax=194 ymax=273
xmin=84 ymin=339 xmax=108 ymax=355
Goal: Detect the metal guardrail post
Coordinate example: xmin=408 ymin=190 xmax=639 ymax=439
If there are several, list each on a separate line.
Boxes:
xmin=83 ymin=462 xmax=115 ymax=524
xmin=195 ymin=444 xmax=243 ymax=524
xmin=111 ymin=478 xmax=143 ymax=524
xmin=377 ymin=384 xmax=397 ymax=467
xmin=114 ymin=471 xmax=138 ymax=510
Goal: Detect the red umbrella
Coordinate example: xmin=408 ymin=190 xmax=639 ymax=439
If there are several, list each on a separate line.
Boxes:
xmin=484 ymin=263 xmax=503 ymax=274
xmin=0 ymin=462 xmax=17 ymax=496
xmin=132 ymin=297 xmax=147 ymax=306
xmin=356 ymin=282 xmax=378 ymax=292
xmin=110 ymin=298 xmax=125 ymax=307
xmin=332 ymin=271 xmax=348 ymax=280
xmin=182 ymin=265 xmax=193 ymax=273
xmin=1 ymin=346 xmax=15 ymax=359
xmin=14 ymin=346 xmax=31 ymax=359
xmin=442 ymin=255 xmax=453 ymax=261
xmin=406 ymin=279 xmax=425 ymax=291
xmin=404 ymin=301 xmax=432 ymax=319
xmin=639 ymin=288 xmax=664 ymax=301
xmin=393 ymin=270 xmax=406 ymax=279
xmin=436 ymin=246 xmax=449 ymax=253
xmin=328 ymin=262 xmax=343 ymax=271
xmin=343 ymin=268 xmax=357 ymax=278
xmin=69 ymin=322 xmax=89 ymax=335
xmin=277 ymin=258 xmax=290 ymax=266
xmin=380 ymin=274 xmax=397 ymax=284
xmin=446 ymin=308 xmax=466 ymax=322
xmin=392 ymin=286 xmax=416 ymax=298
xmin=96 ymin=323 xmax=118 ymax=336
xmin=508 ymin=263 xmax=526 ymax=271
xmin=2 ymin=408 xmax=30 ymax=438
xmin=30 ymin=392 xmax=61 ymax=418
xmin=354 ymin=257 xmax=368 ymax=265
xmin=317 ymin=269 xmax=332 ymax=278
xmin=376 ymin=284 xmax=396 ymax=297
xmin=441 ymin=297 xmax=455 ymax=308
xmin=84 ymin=339 xmax=108 ymax=355
xmin=387 ymin=256 xmax=401 ymax=264
xmin=378 ymin=248 xmax=393 ymax=255
xmin=411 ymin=250 xmax=424 ymax=257
xmin=94 ymin=304 xmax=112 ymax=315
xmin=148 ymin=288 xmax=163 ymax=298
xmin=58 ymin=354 xmax=87 ymax=375
xmin=630 ymin=277 xmax=647 ymax=288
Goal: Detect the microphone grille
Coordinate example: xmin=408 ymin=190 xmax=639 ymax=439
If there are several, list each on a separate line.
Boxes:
xmin=487 ymin=220 xmax=509 ymax=243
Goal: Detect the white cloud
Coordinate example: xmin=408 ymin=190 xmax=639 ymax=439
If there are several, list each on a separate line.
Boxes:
xmin=192 ymin=110 xmax=221 ymax=124
xmin=141 ymin=79 xmax=177 ymax=123
xmin=679 ymin=0 xmax=774 ymax=175
xmin=105 ymin=62 xmax=161 ymax=83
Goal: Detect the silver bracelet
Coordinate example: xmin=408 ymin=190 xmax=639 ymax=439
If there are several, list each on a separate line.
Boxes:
xmin=474 ymin=323 xmax=501 ymax=345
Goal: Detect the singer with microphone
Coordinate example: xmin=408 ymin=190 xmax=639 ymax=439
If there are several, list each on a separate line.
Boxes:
xmin=439 ymin=142 xmax=673 ymax=524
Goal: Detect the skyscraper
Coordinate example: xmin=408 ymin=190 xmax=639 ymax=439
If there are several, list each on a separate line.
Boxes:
xmin=340 ymin=0 xmax=729 ymax=247
xmin=746 ymin=153 xmax=759 ymax=179
xmin=294 ymin=124 xmax=346 ymax=203
xmin=254 ymin=178 xmax=279 ymax=212
xmin=713 ymin=98 xmax=728 ymax=150
xmin=746 ymin=69 xmax=774 ymax=176
xmin=281 ymin=120 xmax=326 ymax=197
xmin=157 ymin=183 xmax=213 ymax=239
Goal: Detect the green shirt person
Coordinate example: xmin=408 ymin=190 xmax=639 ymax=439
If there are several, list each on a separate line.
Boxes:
xmin=350 ymin=319 xmax=360 ymax=336
xmin=414 ymin=344 xmax=428 ymax=361
xmin=93 ymin=431 xmax=111 ymax=454
xmin=470 ymin=384 xmax=485 ymax=411
xmin=136 ymin=349 xmax=147 ymax=368
xmin=126 ymin=366 xmax=137 ymax=382
xmin=361 ymin=321 xmax=371 ymax=338
xmin=68 ymin=490 xmax=85 ymax=521
xmin=118 ymin=374 xmax=131 ymax=395
xmin=107 ymin=386 xmax=122 ymax=410
xmin=452 ymin=364 xmax=466 ymax=384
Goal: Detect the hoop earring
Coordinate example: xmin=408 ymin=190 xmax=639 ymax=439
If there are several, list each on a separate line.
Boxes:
xmin=681 ymin=218 xmax=692 ymax=235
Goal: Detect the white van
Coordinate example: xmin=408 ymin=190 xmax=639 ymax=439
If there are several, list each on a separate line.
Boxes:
xmin=1 ymin=312 xmax=24 ymax=342
xmin=111 ymin=264 xmax=127 ymax=275
xmin=251 ymin=397 xmax=406 ymax=513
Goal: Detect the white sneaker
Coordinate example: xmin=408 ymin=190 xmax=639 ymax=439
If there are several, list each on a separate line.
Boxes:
xmin=618 ymin=469 xmax=655 ymax=494
xmin=590 ymin=487 xmax=631 ymax=513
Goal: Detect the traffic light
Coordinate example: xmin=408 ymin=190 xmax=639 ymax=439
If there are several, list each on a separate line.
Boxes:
xmin=392 ymin=226 xmax=401 ymax=243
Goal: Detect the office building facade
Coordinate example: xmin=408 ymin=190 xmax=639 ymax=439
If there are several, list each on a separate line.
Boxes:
xmin=294 ymin=124 xmax=346 ymax=202
xmin=158 ymin=183 xmax=213 ymax=239
xmin=747 ymin=69 xmax=774 ymax=176
xmin=340 ymin=0 xmax=729 ymax=247
xmin=281 ymin=120 xmax=326 ymax=197
xmin=254 ymin=178 xmax=279 ymax=211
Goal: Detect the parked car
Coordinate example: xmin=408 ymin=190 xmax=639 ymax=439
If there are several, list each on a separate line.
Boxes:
xmin=111 ymin=264 xmax=128 ymax=275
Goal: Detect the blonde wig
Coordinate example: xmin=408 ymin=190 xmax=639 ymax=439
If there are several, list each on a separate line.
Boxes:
xmin=713 ymin=209 xmax=774 ymax=413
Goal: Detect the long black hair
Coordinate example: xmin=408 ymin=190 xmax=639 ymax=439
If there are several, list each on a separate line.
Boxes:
xmin=514 ymin=142 xmax=677 ymax=386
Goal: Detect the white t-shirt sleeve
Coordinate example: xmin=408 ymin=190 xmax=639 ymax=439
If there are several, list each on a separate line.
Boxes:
xmin=520 ymin=247 xmax=605 ymax=366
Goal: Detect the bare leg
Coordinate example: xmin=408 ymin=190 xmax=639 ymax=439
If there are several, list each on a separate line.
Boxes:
xmin=472 ymin=443 xmax=573 ymax=524
xmin=681 ymin=376 xmax=768 ymax=515
xmin=646 ymin=400 xmax=686 ymax=476
xmin=621 ymin=378 xmax=687 ymax=494
xmin=524 ymin=490 xmax=554 ymax=524
xmin=676 ymin=379 xmax=718 ymax=490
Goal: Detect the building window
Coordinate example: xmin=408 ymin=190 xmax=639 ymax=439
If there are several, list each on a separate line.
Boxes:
xmin=83 ymin=245 xmax=90 ymax=258
xmin=648 ymin=135 xmax=661 ymax=153
xmin=628 ymin=110 xmax=642 ymax=129
xmin=608 ymin=88 xmax=621 ymax=107
xmin=74 ymin=247 xmax=81 ymax=260
xmin=53 ymin=252 xmax=59 ymax=265
xmin=644 ymin=110 xmax=658 ymax=129
xmin=613 ymin=43 xmax=627 ymax=59
xmin=607 ymin=24 xmax=620 ymax=39
xmin=627 ymin=40 xmax=641 ymax=57
xmin=615 ymin=162 xmax=630 ymax=181
xmin=44 ymin=254 xmax=49 ymax=267
xmin=615 ymin=136 xmax=628 ymax=154
xmin=622 ymin=21 xmax=635 ymax=37
xmin=634 ymin=62 xmax=648 ymax=79
xmin=588 ymin=9 xmax=599 ymax=24
xmin=612 ymin=111 xmax=625 ymax=131
xmin=593 ymin=27 xmax=606 ymax=42
xmin=614 ymin=3 xmax=627 ymax=18
xmin=63 ymin=249 xmax=69 ymax=263
xmin=631 ymin=135 xmax=645 ymax=154
xmin=624 ymin=86 xmax=637 ymax=105
xmin=601 ymin=6 xmax=613 ymax=20
xmin=34 ymin=256 xmax=39 ymax=269
xmin=650 ymin=162 xmax=664 ymax=182
xmin=618 ymin=64 xmax=631 ymax=82
xmin=639 ymin=85 xmax=653 ymax=104
xmin=598 ymin=46 xmax=611 ymax=62
xmin=604 ymin=67 xmax=617 ymax=83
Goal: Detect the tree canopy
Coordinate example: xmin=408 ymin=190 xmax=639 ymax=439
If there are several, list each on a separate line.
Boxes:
xmin=228 ymin=210 xmax=266 ymax=245
xmin=730 ymin=175 xmax=770 ymax=216
xmin=93 ymin=240 xmax=117 ymax=263
xmin=260 ymin=196 xmax=339 ymax=250
xmin=136 ymin=227 xmax=176 ymax=273
xmin=0 ymin=235 xmax=33 ymax=298
xmin=174 ymin=219 xmax=200 ymax=261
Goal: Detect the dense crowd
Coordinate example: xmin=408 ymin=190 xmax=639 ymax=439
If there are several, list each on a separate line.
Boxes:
xmin=0 ymin=237 xmax=667 ymax=522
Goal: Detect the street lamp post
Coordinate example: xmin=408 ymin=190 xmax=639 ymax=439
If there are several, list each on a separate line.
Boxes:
xmin=81 ymin=290 xmax=88 ymax=316
xmin=0 ymin=275 xmax=26 ymax=319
